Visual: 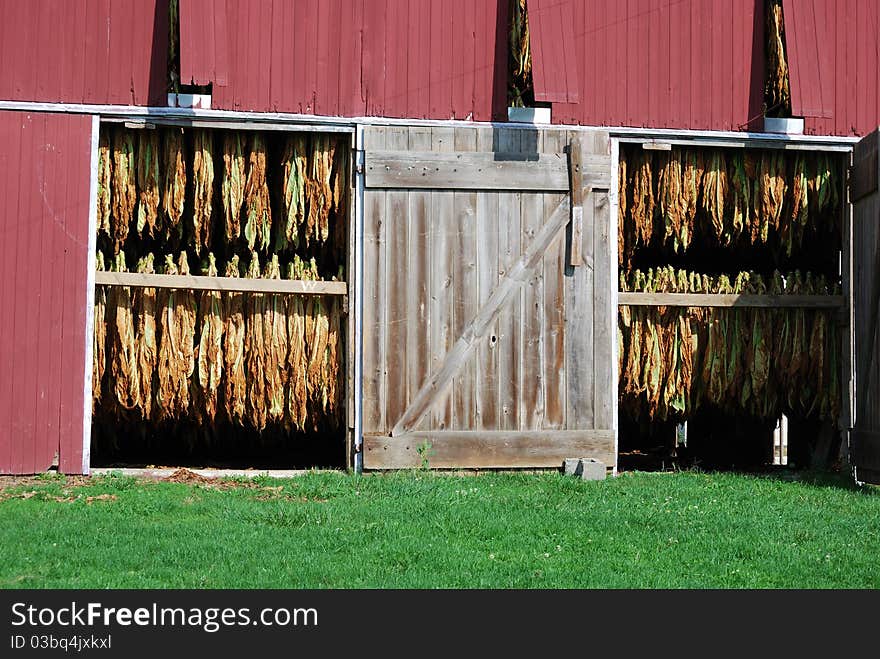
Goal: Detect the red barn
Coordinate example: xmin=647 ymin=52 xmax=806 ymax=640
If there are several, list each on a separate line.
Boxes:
xmin=1 ymin=0 xmax=879 ymax=481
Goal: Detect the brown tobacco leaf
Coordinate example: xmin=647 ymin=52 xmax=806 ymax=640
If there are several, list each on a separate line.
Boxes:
xmin=222 ymin=256 xmax=247 ymax=424
xmin=222 ymin=133 xmax=246 ymax=243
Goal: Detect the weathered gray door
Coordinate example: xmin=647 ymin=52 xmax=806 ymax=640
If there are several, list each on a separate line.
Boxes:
xmin=852 ymin=128 xmax=880 ymax=483
xmin=360 ymin=125 xmax=616 ymax=469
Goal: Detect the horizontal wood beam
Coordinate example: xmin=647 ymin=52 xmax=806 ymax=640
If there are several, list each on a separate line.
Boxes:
xmin=365 ymin=149 xmax=611 ymax=191
xmin=617 ymin=292 xmax=846 ymax=308
xmin=94 ymin=271 xmax=348 ymax=295
xmin=363 ymin=430 xmax=615 ymax=470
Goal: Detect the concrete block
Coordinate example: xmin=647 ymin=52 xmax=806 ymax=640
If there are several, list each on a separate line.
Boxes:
xmin=563 ymin=458 xmax=581 ymax=476
xmin=578 ymin=458 xmax=606 ymax=481
xmin=562 ymin=458 xmax=607 ymax=480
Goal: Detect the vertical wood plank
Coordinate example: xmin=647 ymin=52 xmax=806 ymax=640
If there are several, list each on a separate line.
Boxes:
xmin=0 ymin=112 xmax=17 ymax=469
xmin=564 ymin=137 xmax=594 ymax=431
xmin=361 ymin=126 xmax=387 ymax=434
xmin=0 ymin=115 xmax=23 ymax=470
xmin=452 ymin=126 xmax=478 ymax=429
xmin=429 ymin=126 xmax=455 ymax=429
xmin=15 ymin=114 xmax=40 ymax=472
xmin=496 ymin=128 xmax=523 ymax=431
xmin=590 ymin=131 xmax=615 ymax=432
xmin=407 ymin=126 xmax=432 ymax=430
xmin=57 ymin=114 xmax=90 ymax=475
xmin=384 ymin=125 xmax=410 ymax=427
xmin=34 ymin=114 xmax=55 ymax=466
xmin=474 ymin=127 xmax=498 ymax=430
xmin=541 ymin=130 xmax=567 ymax=430
xmin=42 ymin=115 xmax=65 ymax=468
xmin=520 ymin=187 xmax=546 ymax=431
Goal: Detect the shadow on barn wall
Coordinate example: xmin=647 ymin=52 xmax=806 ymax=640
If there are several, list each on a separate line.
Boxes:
xmin=148 ymin=0 xmax=171 ymax=107
xmin=746 ymin=0 xmax=767 ymax=131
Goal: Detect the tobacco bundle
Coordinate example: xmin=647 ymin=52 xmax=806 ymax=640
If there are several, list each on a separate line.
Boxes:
xmin=244 ymin=253 xmax=268 ymax=429
xmin=97 ymin=134 xmax=112 ymax=238
xmin=286 ymin=257 xmax=310 ymax=431
xmin=196 ymin=254 xmax=224 ymax=422
xmin=134 ymin=254 xmax=158 ymax=420
xmin=156 ymin=252 xmax=196 ymax=419
xmin=136 ymin=130 xmax=161 ymax=238
xmin=222 ymin=133 xmax=246 ymax=244
xmin=110 ymin=129 xmax=136 ymax=253
xmin=93 ymin=252 xmax=108 ymax=411
xmin=222 ymin=255 xmax=247 ymax=424
xmin=244 ymin=136 xmax=271 ymax=252
xmin=109 ymin=253 xmax=140 ymax=412
xmin=162 ymin=128 xmax=187 ymax=240
xmin=280 ymin=135 xmax=308 ymax=251
xmin=192 ymin=130 xmax=215 ymax=254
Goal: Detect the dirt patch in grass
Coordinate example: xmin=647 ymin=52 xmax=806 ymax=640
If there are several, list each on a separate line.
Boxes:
xmin=162 ymin=468 xmax=214 ymax=485
xmin=0 ymin=490 xmax=118 ymax=504
xmin=0 ymin=475 xmax=93 ymax=491
xmin=0 ymin=469 xmax=328 ymax=504
xmin=160 ymin=468 xmax=324 ymax=501
xmin=162 ymin=468 xmax=271 ymax=491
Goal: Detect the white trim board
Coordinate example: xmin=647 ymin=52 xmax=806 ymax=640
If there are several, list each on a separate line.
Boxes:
xmin=82 ymin=115 xmax=100 ymax=476
xmin=0 ymin=100 xmax=860 ymax=149
xmin=353 ymin=125 xmax=365 ymax=474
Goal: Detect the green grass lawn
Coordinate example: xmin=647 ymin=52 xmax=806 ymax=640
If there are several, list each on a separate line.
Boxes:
xmin=0 ymin=469 xmax=878 ymax=589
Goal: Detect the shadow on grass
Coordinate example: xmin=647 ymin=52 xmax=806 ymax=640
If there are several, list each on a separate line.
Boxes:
xmin=670 ymin=464 xmax=880 ymax=496
xmin=755 ymin=468 xmax=879 ymax=494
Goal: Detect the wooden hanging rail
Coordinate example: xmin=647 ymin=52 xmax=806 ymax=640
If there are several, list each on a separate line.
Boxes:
xmin=617 ymin=292 xmax=845 ymax=308
xmin=94 ymin=271 xmax=347 ymax=295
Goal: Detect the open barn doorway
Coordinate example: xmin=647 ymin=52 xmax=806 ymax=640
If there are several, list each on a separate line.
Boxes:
xmin=615 ymin=141 xmax=849 ymax=473
xmin=89 ymin=120 xmax=354 ymax=471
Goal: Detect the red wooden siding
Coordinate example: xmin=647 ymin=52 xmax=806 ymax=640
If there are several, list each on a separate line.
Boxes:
xmin=526 ymin=0 xmax=579 ymax=103
xmin=179 ymin=0 xmax=509 ymax=121
xmin=783 ymin=0 xmax=834 ymax=118
xmin=0 ymin=2 xmax=878 ymax=132
xmin=0 ymin=111 xmax=93 ymax=475
xmin=550 ymin=0 xmax=766 ymax=132
xmin=796 ymin=0 xmax=879 ymax=136
xmin=180 ymin=0 xmax=229 ymax=87
xmin=0 ymin=0 xmax=168 ymax=107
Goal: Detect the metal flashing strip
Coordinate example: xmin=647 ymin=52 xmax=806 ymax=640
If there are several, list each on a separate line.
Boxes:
xmin=0 ymin=100 xmax=359 ymax=127
xmin=102 ymin=116 xmax=355 ymax=133
xmin=619 ymin=136 xmax=853 ymax=153
xmin=0 ymin=100 xmax=860 ymax=148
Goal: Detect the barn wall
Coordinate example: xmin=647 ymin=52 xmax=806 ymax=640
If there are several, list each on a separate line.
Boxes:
xmin=0 ymin=111 xmax=94 ymax=475
xmin=181 ymin=0 xmax=509 ymax=121
xmin=1 ymin=1 xmax=878 ymax=138
xmin=793 ymin=0 xmax=880 ymax=137
xmin=548 ymin=0 xmax=766 ymax=133
xmin=543 ymin=0 xmax=880 ymax=137
xmin=0 ymin=0 xmax=168 ymax=107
